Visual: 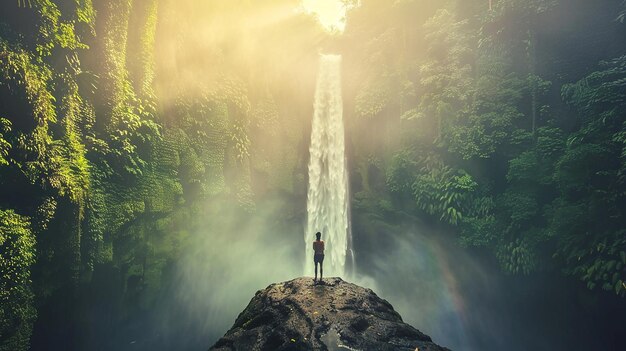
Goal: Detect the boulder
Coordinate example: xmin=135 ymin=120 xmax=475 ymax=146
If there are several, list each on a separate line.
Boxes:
xmin=210 ymin=277 xmax=451 ymax=351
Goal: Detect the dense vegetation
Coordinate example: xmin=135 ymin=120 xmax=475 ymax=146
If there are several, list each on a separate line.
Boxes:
xmin=343 ymin=0 xmax=626 ymax=294
xmin=0 ymin=0 xmax=624 ymax=350
xmin=0 ymin=0 xmax=322 ymax=349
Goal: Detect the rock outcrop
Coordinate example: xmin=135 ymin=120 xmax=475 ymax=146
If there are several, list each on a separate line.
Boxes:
xmin=210 ymin=277 xmax=451 ymax=351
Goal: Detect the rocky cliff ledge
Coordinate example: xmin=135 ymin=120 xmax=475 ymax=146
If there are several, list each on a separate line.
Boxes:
xmin=210 ymin=277 xmax=451 ymax=351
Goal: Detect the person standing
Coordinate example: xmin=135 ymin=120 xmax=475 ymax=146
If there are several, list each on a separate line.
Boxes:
xmin=313 ymin=232 xmax=325 ymax=283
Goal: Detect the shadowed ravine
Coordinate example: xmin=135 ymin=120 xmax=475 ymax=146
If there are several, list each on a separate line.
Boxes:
xmin=1 ymin=1 xmax=626 ymax=351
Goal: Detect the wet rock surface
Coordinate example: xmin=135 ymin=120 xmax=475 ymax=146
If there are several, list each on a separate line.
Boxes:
xmin=209 ymin=277 xmax=451 ymax=351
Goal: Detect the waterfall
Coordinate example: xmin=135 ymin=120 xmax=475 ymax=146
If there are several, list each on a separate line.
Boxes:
xmin=305 ymin=54 xmax=351 ymax=277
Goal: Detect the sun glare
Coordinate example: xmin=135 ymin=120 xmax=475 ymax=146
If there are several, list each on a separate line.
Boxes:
xmin=301 ymin=0 xmax=347 ymax=32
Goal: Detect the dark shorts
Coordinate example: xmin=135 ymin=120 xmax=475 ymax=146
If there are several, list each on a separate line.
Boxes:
xmin=314 ymin=254 xmax=324 ymax=264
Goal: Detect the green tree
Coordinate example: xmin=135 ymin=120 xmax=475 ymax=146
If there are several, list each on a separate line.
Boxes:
xmin=553 ymin=56 xmax=626 ymax=295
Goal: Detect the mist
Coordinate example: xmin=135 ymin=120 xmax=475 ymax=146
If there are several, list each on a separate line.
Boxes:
xmin=105 ymin=211 xmax=626 ymax=351
xmin=78 ymin=1 xmax=626 ymax=350
xmin=1 ymin=0 xmax=625 ymax=351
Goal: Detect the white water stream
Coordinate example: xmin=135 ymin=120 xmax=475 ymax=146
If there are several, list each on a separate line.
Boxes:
xmin=305 ymin=54 xmax=351 ymax=277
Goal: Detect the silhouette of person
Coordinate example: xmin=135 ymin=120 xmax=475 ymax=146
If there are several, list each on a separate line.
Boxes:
xmin=313 ymin=232 xmax=325 ymax=283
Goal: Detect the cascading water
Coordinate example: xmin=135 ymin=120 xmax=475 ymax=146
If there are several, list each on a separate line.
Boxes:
xmin=305 ymin=54 xmax=351 ymax=277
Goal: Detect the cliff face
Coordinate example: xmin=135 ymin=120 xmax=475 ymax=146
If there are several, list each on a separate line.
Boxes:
xmin=210 ymin=277 xmax=451 ymax=351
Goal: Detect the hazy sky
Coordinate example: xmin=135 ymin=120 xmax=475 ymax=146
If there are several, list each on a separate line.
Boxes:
xmin=302 ymin=0 xmax=347 ymax=32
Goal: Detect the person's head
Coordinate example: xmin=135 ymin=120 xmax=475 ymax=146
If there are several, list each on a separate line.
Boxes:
xmin=315 ymin=232 xmax=321 ymax=240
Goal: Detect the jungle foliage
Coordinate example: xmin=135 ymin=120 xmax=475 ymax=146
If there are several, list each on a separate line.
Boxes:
xmin=0 ymin=0 xmax=625 ymax=350
xmin=343 ymin=0 xmax=626 ymax=297
xmin=0 ymin=0 xmax=321 ymax=349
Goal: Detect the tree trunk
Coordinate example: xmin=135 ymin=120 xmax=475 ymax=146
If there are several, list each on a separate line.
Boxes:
xmin=127 ymin=0 xmax=159 ymax=100
xmin=93 ymin=0 xmax=135 ymax=131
